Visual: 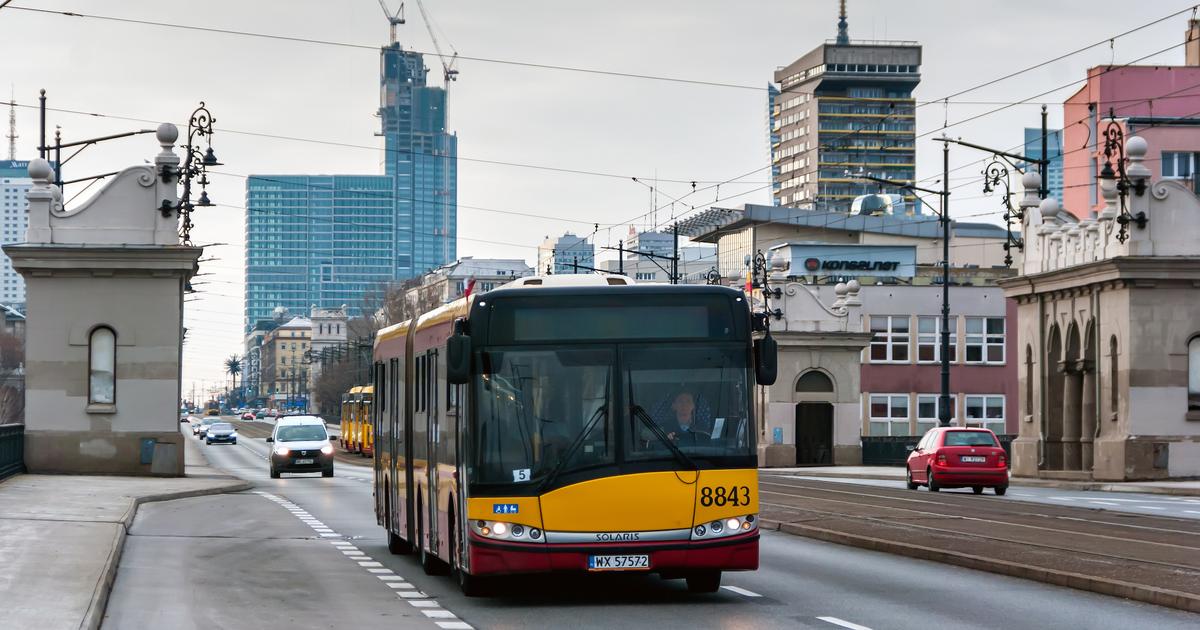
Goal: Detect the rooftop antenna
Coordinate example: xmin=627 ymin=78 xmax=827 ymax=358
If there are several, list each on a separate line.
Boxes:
xmin=6 ymin=87 xmax=16 ymax=161
xmin=836 ymin=0 xmax=849 ymax=45
xmin=377 ymin=0 xmax=406 ymax=45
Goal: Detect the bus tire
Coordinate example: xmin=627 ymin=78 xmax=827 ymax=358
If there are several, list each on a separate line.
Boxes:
xmin=450 ymin=508 xmax=487 ymax=596
xmin=685 ymin=570 xmax=721 ymax=593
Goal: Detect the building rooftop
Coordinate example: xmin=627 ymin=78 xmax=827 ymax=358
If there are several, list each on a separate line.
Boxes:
xmin=678 ymin=204 xmax=1008 ymax=242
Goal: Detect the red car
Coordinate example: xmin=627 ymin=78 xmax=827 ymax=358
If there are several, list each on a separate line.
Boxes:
xmin=906 ymin=427 xmax=1009 ymax=495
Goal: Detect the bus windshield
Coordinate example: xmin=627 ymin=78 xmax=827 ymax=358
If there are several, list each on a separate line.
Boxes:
xmin=473 ymin=347 xmax=614 ymax=486
xmin=471 ymin=343 xmax=754 ymax=489
xmin=624 ymin=344 xmax=752 ymax=462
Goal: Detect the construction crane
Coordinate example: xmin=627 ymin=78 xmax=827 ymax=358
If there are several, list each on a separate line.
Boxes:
xmin=377 ymin=0 xmax=405 ymax=44
xmin=413 ymin=0 xmax=459 ymax=87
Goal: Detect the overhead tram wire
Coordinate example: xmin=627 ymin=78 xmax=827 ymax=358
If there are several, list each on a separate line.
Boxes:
xmin=9 ymin=102 xmax=763 ymax=187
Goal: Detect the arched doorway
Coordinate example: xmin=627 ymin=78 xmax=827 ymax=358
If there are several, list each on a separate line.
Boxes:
xmin=794 ymin=370 xmax=834 ymax=466
xmin=1045 ymin=324 xmax=1064 ymax=470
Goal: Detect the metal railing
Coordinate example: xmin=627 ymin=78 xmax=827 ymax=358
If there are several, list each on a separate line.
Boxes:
xmin=0 ymin=423 xmax=24 ymax=480
xmin=861 ymin=434 xmax=1014 ymax=466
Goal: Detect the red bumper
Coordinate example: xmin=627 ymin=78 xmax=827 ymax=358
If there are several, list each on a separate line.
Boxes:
xmin=467 ymin=531 xmax=759 ymax=576
xmin=932 ymin=466 xmax=1009 ymax=486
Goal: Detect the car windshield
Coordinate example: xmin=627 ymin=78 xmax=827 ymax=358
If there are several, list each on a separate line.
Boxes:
xmin=210 ymin=423 xmax=232 ymax=431
xmin=624 ymin=344 xmax=753 ymax=461
xmin=474 ymin=347 xmax=614 ymax=486
xmin=276 ymin=425 xmax=327 ymax=442
xmin=944 ymin=431 xmax=997 ymax=447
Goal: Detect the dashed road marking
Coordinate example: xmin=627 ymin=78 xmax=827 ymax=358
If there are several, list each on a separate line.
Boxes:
xmin=720 ymin=585 xmax=762 ymax=597
xmin=254 ymin=490 xmax=472 ymax=629
xmin=817 ymin=616 xmax=874 ymax=630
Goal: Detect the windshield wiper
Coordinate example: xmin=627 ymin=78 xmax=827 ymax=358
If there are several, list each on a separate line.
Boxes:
xmin=538 ymin=404 xmax=608 ymax=492
xmin=631 ymin=404 xmax=699 ymax=471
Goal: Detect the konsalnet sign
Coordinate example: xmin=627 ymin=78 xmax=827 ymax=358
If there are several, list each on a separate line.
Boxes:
xmin=774 ymin=243 xmax=917 ymax=278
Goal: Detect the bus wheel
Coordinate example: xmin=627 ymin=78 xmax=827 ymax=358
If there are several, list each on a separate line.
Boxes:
xmin=388 ymin=529 xmax=411 ymax=555
xmin=685 ymin=570 xmax=721 ymax=593
xmin=451 ymin=513 xmax=488 ymax=596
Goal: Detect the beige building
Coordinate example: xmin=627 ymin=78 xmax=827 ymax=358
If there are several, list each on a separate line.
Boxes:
xmin=260 ymin=316 xmax=312 ymax=411
xmin=1001 ymin=138 xmax=1200 ymax=481
xmin=4 ymin=126 xmax=201 ymax=475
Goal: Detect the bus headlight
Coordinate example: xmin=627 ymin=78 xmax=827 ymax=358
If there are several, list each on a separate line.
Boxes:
xmin=471 ymin=520 xmax=545 ymax=544
xmin=690 ymin=514 xmax=758 ymax=540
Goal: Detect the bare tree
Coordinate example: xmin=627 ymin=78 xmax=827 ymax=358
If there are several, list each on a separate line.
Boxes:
xmin=0 ymin=332 xmax=25 ymax=424
xmin=313 ymin=357 xmax=357 ymax=419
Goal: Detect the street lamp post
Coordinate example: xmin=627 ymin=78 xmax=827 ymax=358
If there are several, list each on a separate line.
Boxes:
xmin=859 ymin=143 xmax=953 ymax=426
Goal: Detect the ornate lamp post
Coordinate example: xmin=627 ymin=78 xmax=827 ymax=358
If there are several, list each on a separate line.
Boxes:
xmin=158 ymin=102 xmax=221 ymax=245
xmin=1096 ymin=111 xmax=1149 ymax=244
xmin=981 ymin=159 xmax=1026 ymax=267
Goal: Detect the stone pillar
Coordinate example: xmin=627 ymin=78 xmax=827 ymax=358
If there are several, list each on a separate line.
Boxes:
xmin=1079 ymin=361 xmax=1096 ymax=472
xmin=1061 ymin=361 xmax=1083 ymax=471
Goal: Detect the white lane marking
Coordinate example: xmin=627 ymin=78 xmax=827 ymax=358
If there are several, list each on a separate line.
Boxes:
xmin=342 ymin=551 xmax=365 ymax=556
xmin=720 ymin=585 xmax=762 ymax=597
xmin=1140 ymin=506 xmax=1166 ymax=510
xmin=386 ymin=582 xmax=415 ymax=589
xmin=320 ymin=533 xmax=341 ymax=538
xmin=1185 ymin=510 xmax=1200 ymax=515
xmin=817 ymin=617 xmax=874 ymax=630
xmin=367 ymin=568 xmax=393 ymax=574
xmin=423 ymin=610 xmax=457 ymax=619
xmin=410 ymin=600 xmax=440 ymax=608
xmin=397 ymin=590 xmax=428 ymax=598
xmin=314 ymin=528 xmax=335 ymax=533
xmin=1090 ymin=501 xmax=1119 ymax=506
xmin=358 ymin=561 xmax=383 ymax=567
xmin=377 ymin=575 xmax=404 ymax=581
xmin=435 ymin=623 xmax=473 ymax=630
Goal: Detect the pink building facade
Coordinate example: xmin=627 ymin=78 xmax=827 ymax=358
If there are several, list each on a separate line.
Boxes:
xmin=1063 ymin=24 xmax=1200 ymax=217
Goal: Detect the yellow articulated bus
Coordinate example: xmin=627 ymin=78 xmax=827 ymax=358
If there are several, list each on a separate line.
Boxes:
xmin=341 ymin=385 xmax=375 ymax=456
xmin=372 ymin=276 xmax=778 ymax=595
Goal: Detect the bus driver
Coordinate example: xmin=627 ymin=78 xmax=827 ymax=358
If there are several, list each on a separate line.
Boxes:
xmin=655 ymin=390 xmax=712 ymax=445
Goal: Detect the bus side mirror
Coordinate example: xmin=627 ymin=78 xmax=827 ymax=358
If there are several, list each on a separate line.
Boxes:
xmin=754 ymin=334 xmax=778 ymax=386
xmin=447 ymin=334 xmax=471 ymax=385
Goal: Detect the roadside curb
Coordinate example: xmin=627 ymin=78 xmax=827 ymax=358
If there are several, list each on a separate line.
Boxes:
xmin=766 ymin=470 xmax=1200 ymax=496
xmin=83 ymin=478 xmax=253 ymax=630
xmin=761 ymin=518 xmax=1200 ymax=615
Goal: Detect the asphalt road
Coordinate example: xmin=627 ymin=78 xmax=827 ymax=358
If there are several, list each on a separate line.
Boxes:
xmin=777 ymin=474 xmax=1200 ymax=520
xmin=101 ymin=429 xmax=1200 ymax=630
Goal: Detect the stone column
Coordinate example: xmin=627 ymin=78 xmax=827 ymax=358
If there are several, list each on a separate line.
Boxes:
xmin=1061 ymin=361 xmax=1083 ymax=471
xmin=1079 ymin=360 xmax=1096 ymax=472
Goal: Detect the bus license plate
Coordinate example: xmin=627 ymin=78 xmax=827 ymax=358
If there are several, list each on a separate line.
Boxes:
xmin=961 ymin=456 xmax=986 ymax=463
xmin=588 ymin=554 xmax=649 ymax=571
xmin=294 ymin=458 xmax=314 ymax=465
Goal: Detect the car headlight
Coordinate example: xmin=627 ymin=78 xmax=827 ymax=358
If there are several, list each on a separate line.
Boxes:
xmin=690 ymin=514 xmax=757 ymax=540
xmin=274 ymin=446 xmax=289 ymax=456
xmin=320 ymin=444 xmax=334 ymax=455
xmin=471 ymin=519 xmax=544 ymax=544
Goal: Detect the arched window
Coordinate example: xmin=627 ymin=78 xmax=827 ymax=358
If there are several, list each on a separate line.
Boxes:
xmin=1025 ymin=345 xmax=1033 ymax=417
xmin=1109 ymin=336 xmax=1119 ymax=414
xmin=1188 ymin=336 xmax=1200 ymax=411
xmin=89 ymin=326 xmax=116 ymax=405
xmin=795 ymin=370 xmax=834 ymax=393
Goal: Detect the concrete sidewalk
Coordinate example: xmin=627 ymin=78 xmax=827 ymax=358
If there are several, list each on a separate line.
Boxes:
xmin=767 ymin=465 xmax=1200 ymax=496
xmin=0 ymin=432 xmax=250 ymax=630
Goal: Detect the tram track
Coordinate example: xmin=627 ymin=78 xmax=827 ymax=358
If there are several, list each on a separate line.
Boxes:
xmin=755 ymin=475 xmax=1200 ymax=613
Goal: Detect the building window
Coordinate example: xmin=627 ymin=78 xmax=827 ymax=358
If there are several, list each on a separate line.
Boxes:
xmin=916 ymin=394 xmax=956 ymax=434
xmin=1161 ymin=151 xmax=1198 ymax=179
xmin=870 ymin=315 xmax=910 ymax=363
xmin=869 ymin=394 xmax=909 ymax=436
xmin=796 ymin=370 xmax=833 ymax=393
xmin=965 ymin=317 xmax=1005 ymax=364
xmin=964 ymin=395 xmax=1005 ymax=434
xmin=88 ymin=326 xmax=116 ymax=405
xmin=917 ymin=316 xmax=957 ymax=363
xmin=1188 ymin=336 xmax=1200 ymax=411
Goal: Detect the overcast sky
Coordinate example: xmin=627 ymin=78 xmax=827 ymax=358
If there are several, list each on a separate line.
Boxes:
xmin=1 ymin=0 xmax=1194 ymax=399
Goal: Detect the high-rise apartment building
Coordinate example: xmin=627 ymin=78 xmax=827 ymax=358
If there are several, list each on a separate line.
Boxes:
xmin=0 ymin=160 xmax=33 ymax=308
xmin=537 ymin=233 xmax=595 ymax=275
xmin=770 ymin=6 xmax=921 ymax=211
xmin=1023 ymin=128 xmax=1064 ymax=204
xmin=245 ymin=39 xmax=457 ymax=332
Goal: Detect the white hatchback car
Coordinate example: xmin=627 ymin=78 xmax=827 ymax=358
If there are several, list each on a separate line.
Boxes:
xmin=266 ymin=415 xmax=333 ymax=478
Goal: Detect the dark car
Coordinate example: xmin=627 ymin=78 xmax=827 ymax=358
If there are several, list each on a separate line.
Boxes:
xmin=267 ymin=416 xmax=333 ymax=478
xmin=205 ymin=422 xmax=237 ymax=445
xmin=906 ymin=427 xmax=1009 ymax=495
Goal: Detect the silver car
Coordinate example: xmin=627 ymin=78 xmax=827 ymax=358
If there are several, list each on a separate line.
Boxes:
xmin=205 ymin=422 xmax=237 ymax=445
